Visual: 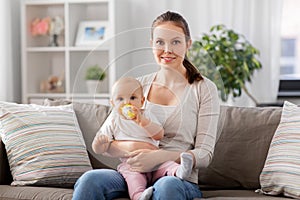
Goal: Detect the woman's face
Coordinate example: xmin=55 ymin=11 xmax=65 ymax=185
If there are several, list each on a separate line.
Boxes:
xmin=151 ymin=22 xmax=191 ymax=69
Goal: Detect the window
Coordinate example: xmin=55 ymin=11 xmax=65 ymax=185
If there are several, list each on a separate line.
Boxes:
xmin=280 ymin=38 xmax=296 ymax=74
xmin=278 ymin=0 xmax=300 ymax=96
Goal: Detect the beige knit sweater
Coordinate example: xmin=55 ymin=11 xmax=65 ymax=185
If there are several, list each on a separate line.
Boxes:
xmin=138 ymin=73 xmax=220 ymax=183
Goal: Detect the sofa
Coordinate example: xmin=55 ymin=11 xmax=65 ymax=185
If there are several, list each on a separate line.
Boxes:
xmin=0 ymin=100 xmax=290 ymax=200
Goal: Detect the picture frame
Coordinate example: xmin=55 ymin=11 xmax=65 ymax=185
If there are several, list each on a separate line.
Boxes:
xmin=75 ymin=21 xmax=109 ymax=46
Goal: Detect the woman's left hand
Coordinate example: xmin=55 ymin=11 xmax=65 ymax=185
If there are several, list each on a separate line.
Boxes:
xmin=126 ymin=149 xmax=162 ymax=172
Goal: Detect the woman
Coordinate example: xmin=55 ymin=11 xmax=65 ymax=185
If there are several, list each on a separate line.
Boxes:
xmin=72 ymin=11 xmax=220 ymax=200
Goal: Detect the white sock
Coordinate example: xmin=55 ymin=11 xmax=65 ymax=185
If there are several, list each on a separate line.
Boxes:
xmin=176 ymin=152 xmax=193 ymax=180
xmin=139 ymin=186 xmax=153 ymax=200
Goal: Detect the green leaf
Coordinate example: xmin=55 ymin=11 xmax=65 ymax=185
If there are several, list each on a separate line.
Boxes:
xmin=85 ymin=65 xmax=106 ymax=81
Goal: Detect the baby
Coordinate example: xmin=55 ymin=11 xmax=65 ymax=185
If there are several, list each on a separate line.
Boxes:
xmin=92 ymin=77 xmax=193 ymax=200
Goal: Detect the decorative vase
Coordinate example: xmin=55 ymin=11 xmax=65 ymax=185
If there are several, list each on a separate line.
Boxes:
xmin=86 ymin=80 xmax=105 ymax=94
xmin=49 ymin=34 xmax=59 ymax=46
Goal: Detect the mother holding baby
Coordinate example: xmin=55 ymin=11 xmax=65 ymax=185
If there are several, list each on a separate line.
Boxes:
xmin=73 ymin=11 xmax=220 ymax=200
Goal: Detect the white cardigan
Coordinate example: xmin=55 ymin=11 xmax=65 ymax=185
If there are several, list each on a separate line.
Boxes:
xmin=138 ymin=73 xmax=220 ymax=183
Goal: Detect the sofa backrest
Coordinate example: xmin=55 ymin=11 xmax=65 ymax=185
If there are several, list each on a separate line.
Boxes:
xmin=0 ymin=101 xmax=283 ymax=190
xmin=198 ymin=105 xmax=282 ymax=190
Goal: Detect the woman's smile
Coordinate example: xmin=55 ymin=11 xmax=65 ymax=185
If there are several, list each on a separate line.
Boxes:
xmin=161 ymin=55 xmax=176 ymax=63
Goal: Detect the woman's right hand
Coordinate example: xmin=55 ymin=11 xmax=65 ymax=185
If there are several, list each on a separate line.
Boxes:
xmin=105 ymin=140 xmax=157 ymax=158
xmin=126 ymin=149 xmax=161 ymax=172
xmin=126 ymin=149 xmax=182 ymax=173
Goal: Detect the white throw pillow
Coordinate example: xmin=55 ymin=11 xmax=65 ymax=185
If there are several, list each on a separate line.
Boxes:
xmin=259 ymin=101 xmax=300 ymax=198
xmin=0 ymin=101 xmax=92 ymax=187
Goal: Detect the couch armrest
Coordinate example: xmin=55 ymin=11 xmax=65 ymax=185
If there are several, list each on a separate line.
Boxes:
xmin=0 ymin=140 xmax=13 ymax=185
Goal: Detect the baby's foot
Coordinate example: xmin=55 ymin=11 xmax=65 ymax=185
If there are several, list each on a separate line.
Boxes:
xmin=139 ymin=186 xmax=153 ymax=200
xmin=176 ymin=152 xmax=193 ymax=180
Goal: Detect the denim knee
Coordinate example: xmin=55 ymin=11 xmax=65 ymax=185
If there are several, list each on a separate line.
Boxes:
xmin=73 ymin=170 xmax=104 ymax=200
xmin=152 ymin=176 xmax=186 ymax=200
xmin=73 ymin=169 xmax=127 ymax=200
xmin=152 ymin=176 xmax=202 ymax=200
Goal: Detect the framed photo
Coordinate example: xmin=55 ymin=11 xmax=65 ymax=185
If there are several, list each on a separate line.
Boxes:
xmin=75 ymin=21 xmax=109 ymax=46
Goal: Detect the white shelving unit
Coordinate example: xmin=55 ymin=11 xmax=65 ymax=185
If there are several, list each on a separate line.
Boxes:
xmin=21 ymin=0 xmax=119 ymax=105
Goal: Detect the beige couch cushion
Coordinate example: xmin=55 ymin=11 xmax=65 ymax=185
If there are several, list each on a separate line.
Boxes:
xmin=200 ymin=189 xmax=287 ymax=199
xmin=0 ymin=185 xmax=73 ymax=200
xmin=198 ymin=106 xmax=282 ymax=189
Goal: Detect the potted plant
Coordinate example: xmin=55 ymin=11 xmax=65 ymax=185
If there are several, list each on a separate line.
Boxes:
xmin=188 ymin=24 xmax=262 ymax=105
xmin=85 ymin=65 xmax=106 ymax=93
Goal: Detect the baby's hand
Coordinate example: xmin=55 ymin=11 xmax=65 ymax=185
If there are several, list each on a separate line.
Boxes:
xmin=92 ymin=133 xmax=113 ymax=154
xmin=95 ymin=134 xmax=111 ymax=153
xmin=97 ymin=134 xmax=110 ymax=144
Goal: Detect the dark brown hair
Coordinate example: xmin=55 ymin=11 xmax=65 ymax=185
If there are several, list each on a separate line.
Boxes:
xmin=151 ymin=11 xmax=203 ymax=83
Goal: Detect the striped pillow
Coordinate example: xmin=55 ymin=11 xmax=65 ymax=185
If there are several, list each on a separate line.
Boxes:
xmin=0 ymin=101 xmax=92 ymax=187
xmin=259 ymin=101 xmax=300 ymax=198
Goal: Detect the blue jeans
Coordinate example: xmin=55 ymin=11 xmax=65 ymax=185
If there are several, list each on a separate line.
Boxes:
xmin=72 ymin=169 xmax=202 ymax=200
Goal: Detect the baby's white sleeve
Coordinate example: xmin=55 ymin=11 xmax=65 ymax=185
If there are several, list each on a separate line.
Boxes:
xmin=95 ymin=112 xmax=115 ymax=141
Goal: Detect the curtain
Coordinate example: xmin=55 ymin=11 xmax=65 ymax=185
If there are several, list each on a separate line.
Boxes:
xmin=0 ymin=0 xmax=20 ymax=102
xmin=189 ymin=0 xmax=283 ymax=106
xmin=216 ymin=0 xmax=283 ymax=106
xmin=0 ymin=0 xmax=10 ymax=101
xmin=128 ymin=0 xmax=283 ymax=106
xmin=0 ymin=1 xmax=12 ymax=101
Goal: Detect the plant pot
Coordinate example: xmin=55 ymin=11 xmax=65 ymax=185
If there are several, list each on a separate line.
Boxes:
xmin=86 ymin=80 xmax=107 ymax=94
